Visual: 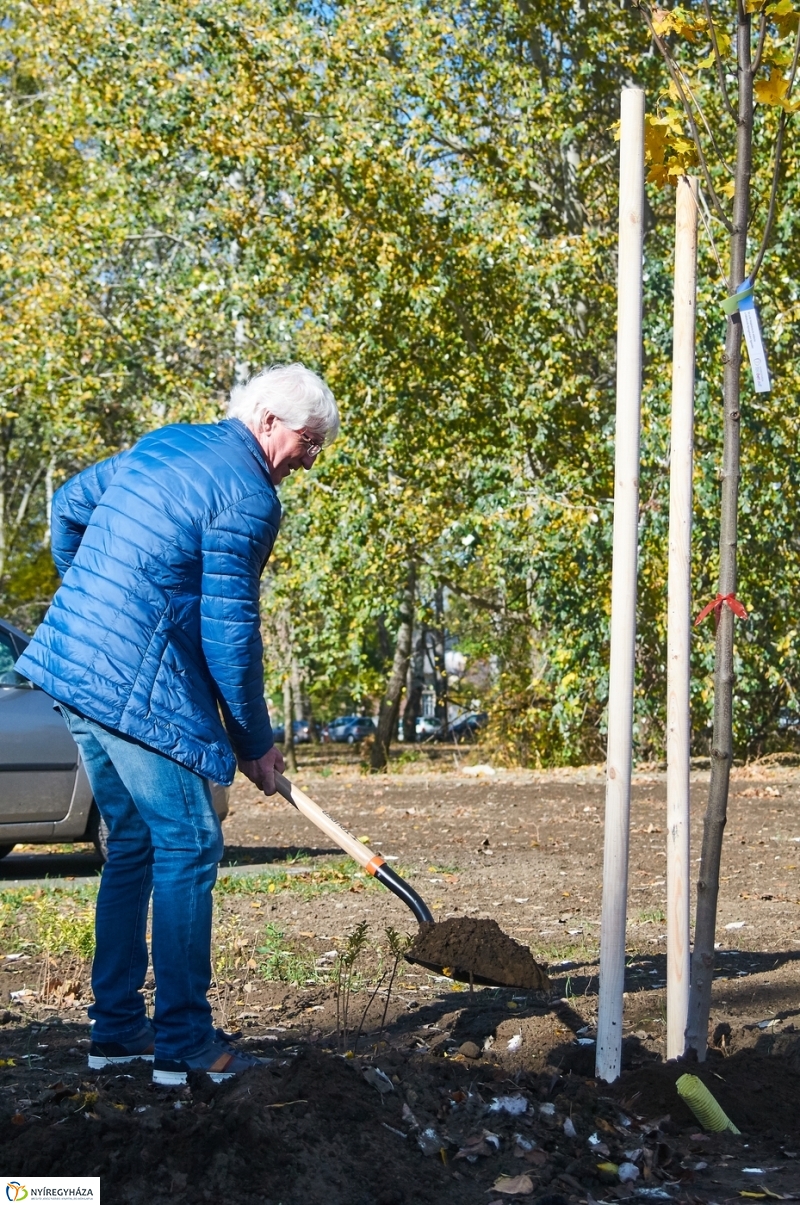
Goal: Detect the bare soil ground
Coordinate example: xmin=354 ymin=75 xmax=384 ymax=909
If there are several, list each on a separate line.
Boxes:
xmin=0 ymin=751 xmax=799 ymax=1203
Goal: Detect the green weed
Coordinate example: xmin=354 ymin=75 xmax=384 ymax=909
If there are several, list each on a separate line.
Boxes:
xmin=0 ymin=886 xmax=98 ymax=960
xmin=530 ymin=934 xmax=597 ymax=967
xmin=394 ymin=747 xmax=422 ymax=766
xmin=335 ymin=920 xmax=369 ymax=1050
xmin=257 ymin=924 xmax=322 ymax=985
xmin=215 ymin=859 xmax=374 ymax=902
xmin=637 ymin=908 xmax=666 ymax=924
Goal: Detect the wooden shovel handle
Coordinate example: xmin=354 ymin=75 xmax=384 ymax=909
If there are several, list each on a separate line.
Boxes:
xmin=273 ymin=772 xmax=381 ymax=872
xmin=272 ymin=773 xmax=434 ymax=924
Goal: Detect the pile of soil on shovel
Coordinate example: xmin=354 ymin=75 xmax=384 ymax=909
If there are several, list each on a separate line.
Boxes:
xmin=2 ymin=1024 xmax=800 ymax=1205
xmin=406 ymin=917 xmax=552 ymax=991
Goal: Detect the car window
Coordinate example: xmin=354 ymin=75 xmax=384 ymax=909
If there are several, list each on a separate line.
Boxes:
xmin=0 ymin=628 xmax=27 ymax=687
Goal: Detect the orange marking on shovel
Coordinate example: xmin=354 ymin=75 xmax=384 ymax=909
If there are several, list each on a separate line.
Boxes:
xmin=365 ymin=855 xmax=386 ymax=877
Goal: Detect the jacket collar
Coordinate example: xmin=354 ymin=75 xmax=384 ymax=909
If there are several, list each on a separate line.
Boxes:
xmin=224 ymin=418 xmax=274 ymax=483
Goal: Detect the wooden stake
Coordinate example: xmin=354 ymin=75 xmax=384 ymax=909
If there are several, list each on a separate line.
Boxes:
xmin=666 ymin=176 xmax=699 ymax=1062
xmin=596 ymin=86 xmax=645 ymax=1085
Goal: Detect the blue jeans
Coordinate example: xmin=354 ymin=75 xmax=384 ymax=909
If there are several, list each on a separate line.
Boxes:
xmin=59 ymin=706 xmax=224 ymax=1059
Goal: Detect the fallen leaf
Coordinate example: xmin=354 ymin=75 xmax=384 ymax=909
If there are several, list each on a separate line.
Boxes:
xmin=490 ymin=1174 xmax=534 ymax=1196
xmin=455 ymin=1133 xmax=495 ymax=1161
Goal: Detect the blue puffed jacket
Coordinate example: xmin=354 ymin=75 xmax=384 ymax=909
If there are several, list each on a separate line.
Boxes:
xmin=16 ymin=418 xmax=281 ymax=785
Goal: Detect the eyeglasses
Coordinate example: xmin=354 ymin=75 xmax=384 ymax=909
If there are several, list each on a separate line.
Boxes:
xmin=298 ymin=430 xmax=324 ymax=457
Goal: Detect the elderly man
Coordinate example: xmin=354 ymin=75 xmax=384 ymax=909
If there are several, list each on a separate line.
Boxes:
xmin=17 ymin=362 xmax=338 ymax=1085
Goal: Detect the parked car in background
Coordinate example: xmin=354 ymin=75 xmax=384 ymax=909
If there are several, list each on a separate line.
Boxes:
xmin=446 ymin=711 xmax=488 ymax=742
xmin=411 ymin=711 xmax=488 ymax=743
xmin=324 ymin=715 xmax=376 ymax=744
xmin=272 ymin=718 xmax=315 ymax=745
xmin=415 ymin=716 xmax=442 ymax=741
xmin=0 ymin=617 xmax=229 ymax=861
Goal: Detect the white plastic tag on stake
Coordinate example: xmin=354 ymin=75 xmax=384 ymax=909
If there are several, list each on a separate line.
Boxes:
xmin=722 ymin=278 xmax=771 ymax=393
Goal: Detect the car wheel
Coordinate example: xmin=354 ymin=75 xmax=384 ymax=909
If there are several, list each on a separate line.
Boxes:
xmin=87 ymin=806 xmax=109 ymax=862
xmin=0 ymin=844 xmax=16 ymax=860
xmin=347 ymin=733 xmax=356 ymax=744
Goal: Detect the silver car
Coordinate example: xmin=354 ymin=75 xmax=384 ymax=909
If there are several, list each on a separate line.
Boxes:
xmin=0 ymin=617 xmax=228 ymax=861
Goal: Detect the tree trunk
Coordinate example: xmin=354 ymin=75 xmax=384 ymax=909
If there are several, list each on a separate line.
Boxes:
xmin=433 ymin=585 xmax=447 ymax=724
xmin=283 ymin=674 xmax=298 ymax=774
xmin=685 ymin=4 xmax=751 ymax=1059
xmin=291 ymin=655 xmax=304 ymax=720
xmin=305 ymin=698 xmax=319 ymax=744
xmin=44 ymin=456 xmax=55 ymax=548
xmin=402 ymin=621 xmax=427 ymax=742
xmin=370 ymin=563 xmax=416 ymax=771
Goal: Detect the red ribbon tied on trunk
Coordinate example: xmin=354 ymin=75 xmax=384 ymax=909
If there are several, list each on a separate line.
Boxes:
xmin=694 ymin=593 xmax=748 ymax=628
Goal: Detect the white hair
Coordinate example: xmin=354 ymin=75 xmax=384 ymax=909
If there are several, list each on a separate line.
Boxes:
xmin=226 ymin=362 xmax=340 ymax=443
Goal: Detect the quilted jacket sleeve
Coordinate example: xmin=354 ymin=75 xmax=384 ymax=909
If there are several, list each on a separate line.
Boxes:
xmin=51 ymin=452 xmax=129 ymax=578
xmin=201 ymin=492 xmax=279 ymax=761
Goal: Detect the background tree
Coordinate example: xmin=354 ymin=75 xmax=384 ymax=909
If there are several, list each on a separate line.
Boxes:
xmin=3 ymin=0 xmax=800 ymax=788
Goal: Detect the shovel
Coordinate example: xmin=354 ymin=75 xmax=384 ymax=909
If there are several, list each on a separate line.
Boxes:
xmin=273 ymin=773 xmax=551 ymax=993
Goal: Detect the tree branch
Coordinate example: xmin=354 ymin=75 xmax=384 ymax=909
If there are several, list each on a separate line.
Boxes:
xmin=703 ymin=0 xmax=737 ymax=121
xmin=750 ymin=20 xmax=800 ymax=282
xmin=677 ymin=63 xmax=735 ymax=176
xmin=752 ymin=7 xmax=769 ymax=77
xmin=749 ymin=110 xmax=786 ymax=284
xmin=785 ymin=11 xmax=800 ymax=99
xmin=639 ymin=4 xmax=733 ymax=232
xmin=437 ymin=576 xmax=508 ymax=616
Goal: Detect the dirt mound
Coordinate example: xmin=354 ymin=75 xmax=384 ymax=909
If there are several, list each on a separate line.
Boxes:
xmin=2 ymin=1027 xmax=800 ymax=1203
xmin=613 ymin=1039 xmax=800 ymax=1139
xmin=1 ymin=1048 xmax=461 ymax=1205
xmin=406 ymin=917 xmax=551 ymax=990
